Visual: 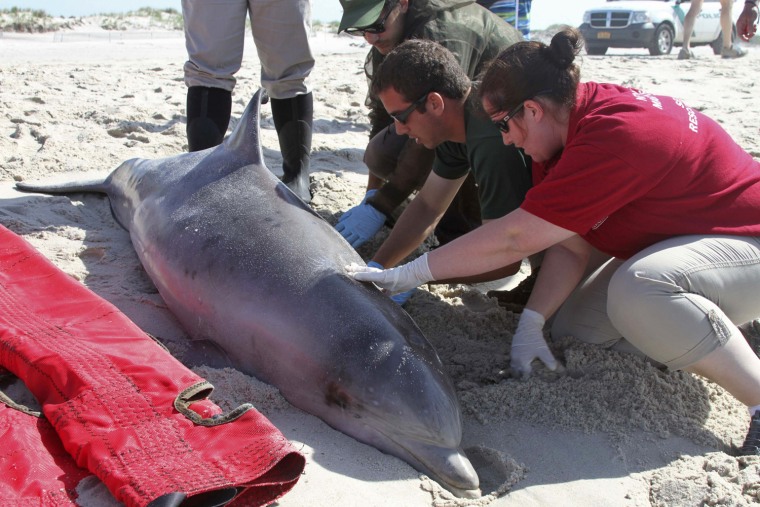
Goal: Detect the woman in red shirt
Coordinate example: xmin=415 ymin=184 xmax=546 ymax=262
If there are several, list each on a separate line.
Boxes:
xmin=348 ymin=27 xmax=760 ymax=454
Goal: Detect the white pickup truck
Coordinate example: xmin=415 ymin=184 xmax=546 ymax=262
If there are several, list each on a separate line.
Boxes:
xmin=579 ymin=0 xmax=739 ymax=55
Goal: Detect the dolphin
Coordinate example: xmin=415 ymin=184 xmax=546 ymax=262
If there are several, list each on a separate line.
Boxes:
xmin=15 ymin=89 xmax=480 ymax=496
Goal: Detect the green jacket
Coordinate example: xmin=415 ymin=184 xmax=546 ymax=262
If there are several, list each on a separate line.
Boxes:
xmin=364 ymin=0 xmax=523 ymax=137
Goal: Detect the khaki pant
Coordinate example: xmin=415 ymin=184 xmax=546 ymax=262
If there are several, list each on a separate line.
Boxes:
xmin=552 ymin=235 xmax=760 ymax=370
xmin=182 ymin=0 xmax=314 ymax=98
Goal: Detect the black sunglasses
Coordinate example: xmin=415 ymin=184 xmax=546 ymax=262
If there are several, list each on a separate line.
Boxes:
xmin=493 ymin=102 xmax=525 ymax=134
xmin=493 ymin=89 xmax=553 ymax=134
xmin=389 ymin=92 xmax=428 ymax=124
xmin=345 ymin=1 xmax=398 ymax=36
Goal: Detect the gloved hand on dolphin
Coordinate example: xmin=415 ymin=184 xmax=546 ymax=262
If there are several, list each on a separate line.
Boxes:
xmin=366 ymin=260 xmax=417 ymax=305
xmin=346 ymin=252 xmax=433 ymax=294
xmin=335 ymin=189 xmax=387 ymax=248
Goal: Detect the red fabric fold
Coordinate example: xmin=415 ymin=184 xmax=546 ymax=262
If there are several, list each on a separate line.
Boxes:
xmin=0 ymin=225 xmax=304 ymax=507
xmin=0 ymin=401 xmax=91 ymax=506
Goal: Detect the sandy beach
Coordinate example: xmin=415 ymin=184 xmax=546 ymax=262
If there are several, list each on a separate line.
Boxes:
xmin=1 ymin=14 xmax=760 ymax=506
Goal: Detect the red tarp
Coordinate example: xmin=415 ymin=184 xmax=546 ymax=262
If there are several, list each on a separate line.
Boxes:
xmin=0 ymin=225 xmax=304 ymax=506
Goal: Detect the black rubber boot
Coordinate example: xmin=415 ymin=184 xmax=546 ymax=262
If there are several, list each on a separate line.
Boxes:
xmin=270 ymin=92 xmax=313 ymax=203
xmin=186 ymin=86 xmax=232 ymax=152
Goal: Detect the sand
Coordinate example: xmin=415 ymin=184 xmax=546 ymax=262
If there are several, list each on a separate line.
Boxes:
xmin=1 ymin=17 xmax=759 ymax=506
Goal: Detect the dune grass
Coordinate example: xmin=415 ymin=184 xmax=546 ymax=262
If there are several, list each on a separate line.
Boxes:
xmin=97 ymin=7 xmax=183 ymax=31
xmin=0 ymin=6 xmax=183 ymax=32
xmin=0 ymin=7 xmax=57 ymax=32
xmin=0 ymin=7 xmax=341 ymax=34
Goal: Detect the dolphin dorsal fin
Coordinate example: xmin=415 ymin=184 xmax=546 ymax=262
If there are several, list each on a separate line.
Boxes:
xmin=223 ymin=88 xmax=265 ymax=164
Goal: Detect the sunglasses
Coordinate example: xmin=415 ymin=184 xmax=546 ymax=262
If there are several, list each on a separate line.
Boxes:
xmin=389 ymin=92 xmax=428 ymax=124
xmin=345 ymin=1 xmax=398 ymax=36
xmin=493 ymin=90 xmax=553 ymax=134
xmin=493 ymin=102 xmax=526 ymax=134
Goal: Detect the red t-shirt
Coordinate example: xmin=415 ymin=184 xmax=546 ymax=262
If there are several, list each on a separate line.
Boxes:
xmin=522 ymin=82 xmax=760 ymax=259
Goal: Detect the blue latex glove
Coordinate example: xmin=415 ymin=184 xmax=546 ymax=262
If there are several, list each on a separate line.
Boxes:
xmin=335 ymin=189 xmax=386 ymax=248
xmin=367 ymin=261 xmax=417 ymax=305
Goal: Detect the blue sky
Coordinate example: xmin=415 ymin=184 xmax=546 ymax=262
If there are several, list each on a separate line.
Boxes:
xmin=0 ymin=0 xmax=598 ymax=29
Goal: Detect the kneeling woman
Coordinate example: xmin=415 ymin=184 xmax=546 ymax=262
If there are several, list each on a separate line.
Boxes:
xmin=348 ymin=27 xmax=760 ymax=453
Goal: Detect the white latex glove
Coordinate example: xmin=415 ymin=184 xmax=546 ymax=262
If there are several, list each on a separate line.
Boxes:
xmin=346 ymin=253 xmax=433 ymax=294
xmin=367 ymin=260 xmax=417 ymax=305
xmin=510 ymin=308 xmax=558 ymax=379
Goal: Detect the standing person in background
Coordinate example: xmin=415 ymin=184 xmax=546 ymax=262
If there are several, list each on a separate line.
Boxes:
xmin=679 ymin=0 xmax=746 ymax=59
xmin=335 ymin=0 xmax=523 ymax=248
xmin=347 ymin=28 xmax=760 ymax=455
xmin=476 ymin=0 xmax=533 ymax=39
xmin=181 ymin=0 xmax=315 ymax=202
xmin=738 ymin=0 xmax=758 ymax=40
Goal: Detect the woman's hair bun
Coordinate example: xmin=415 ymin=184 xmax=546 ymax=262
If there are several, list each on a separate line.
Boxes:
xmin=548 ymin=27 xmax=583 ymax=69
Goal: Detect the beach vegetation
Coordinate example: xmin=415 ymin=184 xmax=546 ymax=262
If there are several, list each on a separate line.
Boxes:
xmin=0 ymin=6 xmax=184 ymax=33
xmin=0 ymin=7 xmax=64 ymax=32
xmin=97 ymin=7 xmax=183 ymax=31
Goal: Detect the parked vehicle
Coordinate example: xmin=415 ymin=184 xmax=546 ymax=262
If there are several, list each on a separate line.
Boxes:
xmin=579 ymin=0 xmax=739 ymax=56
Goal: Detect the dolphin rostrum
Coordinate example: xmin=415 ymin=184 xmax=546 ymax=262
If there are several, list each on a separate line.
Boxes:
xmin=15 ymin=89 xmax=480 ymax=496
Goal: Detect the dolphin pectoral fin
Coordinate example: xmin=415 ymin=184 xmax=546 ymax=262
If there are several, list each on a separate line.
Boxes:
xmin=274 ymin=182 xmax=321 ymax=217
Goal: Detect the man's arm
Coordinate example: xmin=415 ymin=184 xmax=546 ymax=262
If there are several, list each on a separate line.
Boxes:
xmin=346 ymin=208 xmax=577 ymax=295
xmin=366 ymin=138 xmax=436 ymax=218
xmin=373 ymin=173 xmax=465 ymax=268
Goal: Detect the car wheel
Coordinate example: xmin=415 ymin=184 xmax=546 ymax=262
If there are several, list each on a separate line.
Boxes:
xmin=648 ymin=23 xmax=674 ymax=55
xmin=711 ymin=25 xmax=736 ymax=54
xmin=586 ymin=45 xmax=608 ymax=55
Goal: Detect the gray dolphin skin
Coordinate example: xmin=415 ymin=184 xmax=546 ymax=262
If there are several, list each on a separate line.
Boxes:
xmin=15 ymin=89 xmax=480 ymax=496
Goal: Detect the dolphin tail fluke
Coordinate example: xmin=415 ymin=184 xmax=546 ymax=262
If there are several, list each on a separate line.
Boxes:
xmin=223 ymin=88 xmax=265 ymax=165
xmin=15 ymin=178 xmax=110 ymax=195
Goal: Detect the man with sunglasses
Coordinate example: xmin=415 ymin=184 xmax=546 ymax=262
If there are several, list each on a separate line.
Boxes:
xmin=335 ymin=0 xmax=523 ymax=252
xmin=357 ymin=39 xmax=531 ymax=304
